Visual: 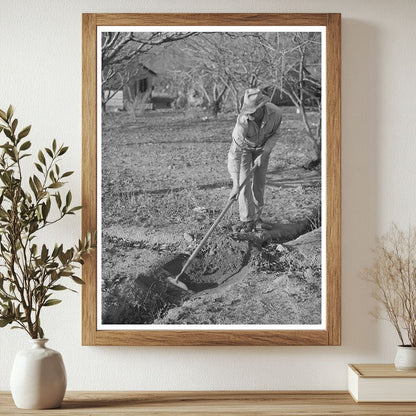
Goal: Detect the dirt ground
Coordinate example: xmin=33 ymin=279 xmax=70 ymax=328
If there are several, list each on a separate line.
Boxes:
xmin=101 ymin=108 xmax=322 ymax=325
xmin=155 ymin=228 xmax=322 ymax=325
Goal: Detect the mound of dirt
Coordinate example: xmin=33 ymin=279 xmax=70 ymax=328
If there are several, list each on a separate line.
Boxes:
xmin=155 ymin=228 xmax=322 ymax=325
xmin=165 ymin=230 xmax=251 ymax=292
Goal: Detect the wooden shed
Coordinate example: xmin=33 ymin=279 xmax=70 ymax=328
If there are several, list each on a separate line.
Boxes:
xmin=103 ymin=64 xmax=157 ymax=111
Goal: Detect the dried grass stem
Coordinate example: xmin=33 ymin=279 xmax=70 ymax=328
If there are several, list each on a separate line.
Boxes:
xmin=363 ymin=224 xmax=416 ymax=346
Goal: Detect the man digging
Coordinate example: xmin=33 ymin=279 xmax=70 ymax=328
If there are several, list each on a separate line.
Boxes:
xmin=228 ymin=88 xmax=283 ymax=233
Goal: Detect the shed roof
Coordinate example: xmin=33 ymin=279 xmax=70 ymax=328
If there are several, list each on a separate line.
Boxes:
xmin=103 ymin=63 xmax=157 ymax=90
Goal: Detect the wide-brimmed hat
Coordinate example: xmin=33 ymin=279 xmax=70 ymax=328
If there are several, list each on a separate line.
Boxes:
xmin=240 ymin=88 xmax=269 ymax=114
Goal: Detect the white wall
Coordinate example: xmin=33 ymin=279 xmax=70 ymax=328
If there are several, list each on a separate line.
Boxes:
xmin=1 ymin=0 xmax=415 ymax=391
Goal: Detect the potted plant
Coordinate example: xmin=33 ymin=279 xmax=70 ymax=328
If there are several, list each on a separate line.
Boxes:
xmin=0 ymin=106 xmax=94 ymax=408
xmin=363 ymin=223 xmax=416 ymax=370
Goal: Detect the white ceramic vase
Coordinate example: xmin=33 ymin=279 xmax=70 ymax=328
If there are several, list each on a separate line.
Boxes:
xmin=394 ymin=345 xmax=416 ymax=371
xmin=10 ymin=339 xmax=67 ymax=409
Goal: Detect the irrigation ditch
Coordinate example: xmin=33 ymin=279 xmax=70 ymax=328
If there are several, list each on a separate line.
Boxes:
xmin=101 ymin=213 xmax=321 ymax=326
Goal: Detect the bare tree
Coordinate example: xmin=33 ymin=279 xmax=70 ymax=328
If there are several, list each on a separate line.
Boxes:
xmin=256 ymin=32 xmax=322 ymax=165
xmin=170 ymin=32 xmax=321 ymax=131
xmin=101 ymin=31 xmax=323 ymax=167
xmin=166 ymin=33 xmax=256 ymax=116
xmin=363 ymin=224 xmax=416 ymax=347
xmin=102 ymin=32 xmax=195 ymax=69
xmin=175 ymin=33 xmax=266 ymax=115
xmin=101 ymin=32 xmax=195 ymax=113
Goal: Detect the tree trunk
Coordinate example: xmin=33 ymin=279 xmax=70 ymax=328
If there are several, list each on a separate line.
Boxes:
xmin=295 ymin=103 xmax=320 ymax=169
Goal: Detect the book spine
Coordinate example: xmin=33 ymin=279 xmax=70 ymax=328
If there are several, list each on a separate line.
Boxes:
xmin=347 ymin=366 xmax=359 ymax=402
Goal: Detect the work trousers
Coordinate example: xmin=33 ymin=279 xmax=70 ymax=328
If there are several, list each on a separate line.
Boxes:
xmin=238 ymin=149 xmax=270 ymax=222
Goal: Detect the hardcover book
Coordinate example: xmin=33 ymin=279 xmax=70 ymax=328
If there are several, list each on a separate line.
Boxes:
xmin=348 ymin=364 xmax=416 ymax=402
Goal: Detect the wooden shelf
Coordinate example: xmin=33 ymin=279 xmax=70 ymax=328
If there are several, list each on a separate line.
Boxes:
xmin=2 ymin=391 xmax=416 ymax=415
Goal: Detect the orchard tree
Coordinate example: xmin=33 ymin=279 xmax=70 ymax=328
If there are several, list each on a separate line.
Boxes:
xmin=256 ymin=32 xmax=322 ymax=165
xmin=175 ymin=33 xmax=266 ymax=115
xmin=101 ymin=32 xmax=195 ymax=112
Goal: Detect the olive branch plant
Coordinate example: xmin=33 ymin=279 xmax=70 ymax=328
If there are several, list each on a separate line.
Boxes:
xmin=363 ymin=223 xmax=416 ymax=347
xmin=0 ymin=105 xmax=94 ymax=339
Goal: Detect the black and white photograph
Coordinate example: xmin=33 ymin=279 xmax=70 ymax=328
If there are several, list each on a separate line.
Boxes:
xmin=98 ymin=27 xmax=326 ymax=329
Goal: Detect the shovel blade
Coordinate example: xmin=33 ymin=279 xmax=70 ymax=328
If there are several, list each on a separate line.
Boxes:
xmin=167 ymin=276 xmax=191 ymax=292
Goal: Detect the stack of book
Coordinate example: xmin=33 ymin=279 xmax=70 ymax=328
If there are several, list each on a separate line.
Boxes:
xmin=348 ymin=364 xmax=416 ymax=402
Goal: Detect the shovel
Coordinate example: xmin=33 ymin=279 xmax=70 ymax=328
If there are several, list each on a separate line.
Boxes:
xmin=167 ymin=157 xmax=260 ymax=292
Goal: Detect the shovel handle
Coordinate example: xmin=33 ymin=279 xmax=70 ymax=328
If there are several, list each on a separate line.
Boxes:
xmin=175 ymin=158 xmax=259 ymax=282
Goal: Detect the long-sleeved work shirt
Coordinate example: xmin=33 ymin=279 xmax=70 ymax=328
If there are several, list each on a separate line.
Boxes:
xmin=228 ymin=102 xmax=283 ymax=175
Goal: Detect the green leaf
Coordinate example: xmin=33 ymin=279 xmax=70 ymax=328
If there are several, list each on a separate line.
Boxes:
xmin=50 ymin=285 xmax=68 ymax=291
xmin=61 ymin=171 xmax=74 ymax=178
xmin=0 ymin=109 xmax=7 ymax=121
xmin=43 ymin=299 xmax=62 ymax=307
xmin=31 ymin=244 xmax=38 ymax=256
xmin=50 ymin=270 xmax=58 ymax=281
xmin=34 ymin=163 xmax=43 ymax=173
xmin=51 ymin=244 xmax=59 ymax=258
xmin=38 ymin=150 xmax=46 ymax=165
xmin=29 ymin=177 xmax=38 ymax=197
xmin=41 ymin=244 xmax=48 ymax=262
xmin=58 ymin=146 xmax=68 ymax=156
xmin=6 ymin=105 xmax=14 ymax=121
xmin=33 ymin=175 xmax=42 ymax=192
xmin=45 ymin=148 xmax=53 ymax=158
xmin=69 ymin=206 xmax=82 ymax=214
xmin=65 ymin=191 xmax=72 ymax=207
xmin=19 ymin=140 xmax=31 ymax=151
xmin=52 ymin=139 xmax=57 ymax=152
xmin=29 ymin=222 xmax=39 ymax=234
xmin=38 ymin=325 xmax=44 ymax=339
xmin=0 ymin=317 xmax=13 ymax=327
xmin=41 ymin=202 xmax=50 ymax=221
xmin=48 ymin=182 xmax=64 ymax=189
xmin=11 ymin=119 xmax=18 ymax=133
xmin=58 ymin=250 xmax=66 ymax=264
xmin=55 ymin=192 xmax=62 ymax=208
xmin=71 ymin=276 xmax=85 ymax=285
xmin=18 ymin=125 xmax=31 ymax=140
xmin=4 ymin=129 xmax=12 ymax=140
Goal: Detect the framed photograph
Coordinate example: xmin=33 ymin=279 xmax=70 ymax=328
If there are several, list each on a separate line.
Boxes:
xmin=82 ymin=13 xmax=341 ymax=346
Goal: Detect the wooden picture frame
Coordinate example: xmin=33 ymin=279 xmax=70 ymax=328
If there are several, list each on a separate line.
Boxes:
xmin=82 ymin=13 xmax=341 ymax=346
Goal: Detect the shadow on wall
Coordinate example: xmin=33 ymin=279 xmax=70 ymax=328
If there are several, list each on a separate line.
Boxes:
xmin=341 ymin=19 xmax=381 ymax=355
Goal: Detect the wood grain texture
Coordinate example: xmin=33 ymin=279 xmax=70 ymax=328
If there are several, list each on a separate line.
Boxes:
xmin=92 ymin=329 xmax=328 ymax=346
xmin=325 ymin=13 xmax=342 ymax=346
xmin=2 ymin=391 xmax=416 ymax=415
xmin=82 ymin=13 xmax=98 ymax=346
xmin=95 ymin=13 xmax=330 ymax=27
xmin=82 ymin=13 xmax=342 ymax=346
xmin=350 ymin=364 xmax=416 ymax=378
